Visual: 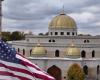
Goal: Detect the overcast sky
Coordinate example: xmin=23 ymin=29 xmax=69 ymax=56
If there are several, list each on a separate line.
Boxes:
xmin=2 ymin=0 xmax=100 ymax=35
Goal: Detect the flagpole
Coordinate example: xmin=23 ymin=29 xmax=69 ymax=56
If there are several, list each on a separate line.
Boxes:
xmin=0 ymin=0 xmax=4 ymax=39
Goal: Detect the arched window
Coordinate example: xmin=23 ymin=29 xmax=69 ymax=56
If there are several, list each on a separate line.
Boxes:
xmin=92 ymin=50 xmax=95 ymax=58
xmin=83 ymin=65 xmax=88 ymax=75
xmin=23 ymin=49 xmax=25 ymax=56
xmin=84 ymin=40 xmax=86 ymax=43
xmin=97 ymin=65 xmax=99 ymax=75
xmin=30 ymin=49 xmax=32 ymax=56
xmin=81 ymin=50 xmax=86 ymax=58
xmin=18 ymin=48 xmax=20 ymax=52
xmin=55 ymin=50 xmax=60 ymax=57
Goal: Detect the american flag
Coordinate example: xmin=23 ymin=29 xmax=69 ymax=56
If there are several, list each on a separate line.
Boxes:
xmin=0 ymin=40 xmax=55 ymax=80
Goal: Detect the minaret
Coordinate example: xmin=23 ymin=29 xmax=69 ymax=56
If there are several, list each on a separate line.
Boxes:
xmin=0 ymin=0 xmax=4 ymax=37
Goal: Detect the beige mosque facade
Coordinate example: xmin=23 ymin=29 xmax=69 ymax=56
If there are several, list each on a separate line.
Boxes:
xmin=11 ymin=12 xmax=100 ymax=80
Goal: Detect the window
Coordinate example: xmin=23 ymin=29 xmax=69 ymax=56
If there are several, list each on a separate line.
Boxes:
xmin=64 ymin=76 xmax=66 ymax=79
xmin=55 ymin=50 xmax=60 ymax=57
xmin=23 ymin=49 xmax=25 ymax=56
xmin=72 ymin=32 xmax=74 ymax=35
xmin=18 ymin=48 xmax=20 ymax=52
xmin=81 ymin=50 xmax=86 ymax=58
xmin=83 ymin=65 xmax=88 ymax=75
xmin=55 ymin=32 xmax=58 ymax=35
xmin=97 ymin=65 xmax=99 ymax=75
xmin=61 ymin=32 xmax=64 ymax=35
xmin=49 ymin=40 xmax=51 ymax=42
xmin=49 ymin=39 xmax=55 ymax=42
xmin=92 ymin=50 xmax=95 ymax=58
xmin=30 ymin=49 xmax=32 ymax=56
xmin=67 ymin=32 xmax=70 ymax=35
xmin=84 ymin=40 xmax=90 ymax=43
xmin=87 ymin=40 xmax=89 ymax=43
xmin=84 ymin=40 xmax=86 ymax=43
xmin=52 ymin=40 xmax=55 ymax=42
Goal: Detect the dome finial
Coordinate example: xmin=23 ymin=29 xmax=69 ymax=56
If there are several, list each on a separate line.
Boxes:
xmin=60 ymin=2 xmax=65 ymax=15
xmin=71 ymin=37 xmax=75 ymax=47
xmin=37 ymin=39 xmax=41 ymax=46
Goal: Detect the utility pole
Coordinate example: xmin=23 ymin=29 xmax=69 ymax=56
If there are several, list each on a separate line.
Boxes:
xmin=0 ymin=0 xmax=4 ymax=38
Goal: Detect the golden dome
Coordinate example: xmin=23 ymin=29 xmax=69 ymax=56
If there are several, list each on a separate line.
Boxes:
xmin=32 ymin=44 xmax=47 ymax=55
xmin=66 ymin=43 xmax=80 ymax=56
xmin=49 ymin=13 xmax=76 ymax=29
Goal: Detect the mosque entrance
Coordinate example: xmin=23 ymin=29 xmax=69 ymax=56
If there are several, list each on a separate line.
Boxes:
xmin=83 ymin=65 xmax=88 ymax=75
xmin=47 ymin=65 xmax=61 ymax=80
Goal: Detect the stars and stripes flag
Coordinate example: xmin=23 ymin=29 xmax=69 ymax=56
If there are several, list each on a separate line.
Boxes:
xmin=0 ymin=40 xmax=55 ymax=80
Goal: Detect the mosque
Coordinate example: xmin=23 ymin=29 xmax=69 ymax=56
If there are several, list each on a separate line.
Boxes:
xmin=11 ymin=11 xmax=100 ymax=80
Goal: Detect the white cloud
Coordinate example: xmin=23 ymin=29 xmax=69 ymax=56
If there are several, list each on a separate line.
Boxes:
xmin=82 ymin=6 xmax=100 ymax=13
xmin=69 ymin=12 xmax=95 ymax=23
xmin=93 ymin=22 xmax=100 ymax=26
xmin=1 ymin=0 xmax=100 ymax=35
